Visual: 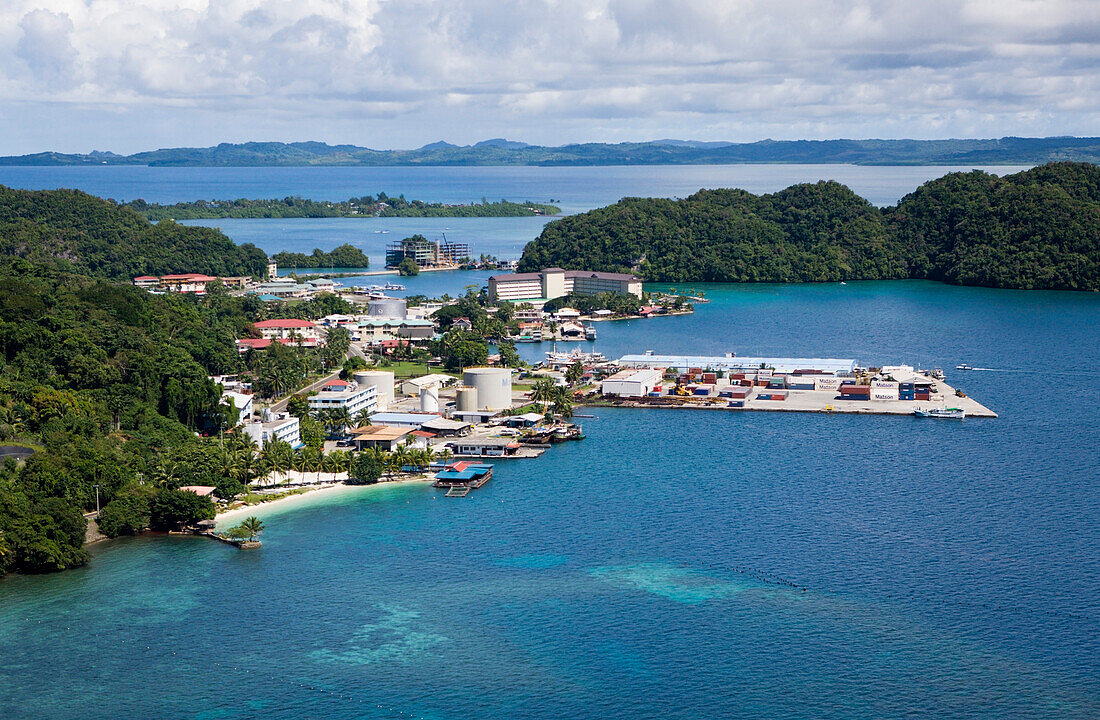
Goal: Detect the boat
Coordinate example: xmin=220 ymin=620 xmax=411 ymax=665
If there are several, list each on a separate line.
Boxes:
xmin=383 ymin=282 xmax=406 ymax=291
xmin=544 ymin=348 xmax=607 ymax=366
xmin=913 ymin=407 xmax=965 ymax=419
xmin=956 ymin=363 xmax=972 ymax=370
xmin=930 ymin=367 xmax=945 ymax=380
xmin=585 ymin=325 xmax=597 ymax=341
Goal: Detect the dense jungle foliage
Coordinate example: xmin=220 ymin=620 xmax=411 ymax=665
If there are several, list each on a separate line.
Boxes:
xmin=519 ymin=163 xmax=1100 ymax=291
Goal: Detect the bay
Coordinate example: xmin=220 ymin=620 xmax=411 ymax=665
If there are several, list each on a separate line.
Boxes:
xmin=1 ymin=281 xmax=1098 ymax=719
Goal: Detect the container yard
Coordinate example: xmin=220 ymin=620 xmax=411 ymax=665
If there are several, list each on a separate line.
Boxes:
xmin=594 ymin=356 xmax=998 ymax=418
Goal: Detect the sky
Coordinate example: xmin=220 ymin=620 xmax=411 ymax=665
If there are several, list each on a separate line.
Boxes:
xmin=1 ymin=0 xmax=1098 ymax=154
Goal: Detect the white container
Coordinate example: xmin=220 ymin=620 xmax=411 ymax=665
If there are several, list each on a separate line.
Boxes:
xmin=420 ymin=385 xmax=440 ymax=413
xmin=872 ymin=389 xmax=899 ymax=401
xmin=815 ymin=377 xmax=841 ymax=391
xmin=463 ymin=367 xmax=513 ymax=410
xmin=872 ymin=380 xmax=900 ymax=390
xmin=456 ymin=385 xmax=478 ymax=412
xmin=353 ymin=370 xmax=395 ymax=410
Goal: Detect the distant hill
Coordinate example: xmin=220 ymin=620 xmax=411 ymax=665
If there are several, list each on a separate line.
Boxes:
xmin=2 ymin=137 xmax=1099 ymax=167
xmin=518 ymin=162 xmax=1100 ymax=291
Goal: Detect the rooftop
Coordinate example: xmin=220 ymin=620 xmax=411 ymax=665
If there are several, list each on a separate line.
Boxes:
xmin=490 ymin=268 xmax=642 ymax=283
xmin=353 ymin=425 xmax=411 ymax=441
xmin=619 ymin=354 xmax=858 ymax=375
xmin=254 ymin=319 xmax=316 ymax=329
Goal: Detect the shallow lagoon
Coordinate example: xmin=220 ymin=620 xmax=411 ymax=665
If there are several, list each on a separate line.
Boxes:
xmin=2 ymin=281 xmax=1098 ymax=719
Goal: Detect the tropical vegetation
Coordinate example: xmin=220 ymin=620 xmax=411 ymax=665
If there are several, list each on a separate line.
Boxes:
xmin=519 ymin=162 xmax=1100 ymax=291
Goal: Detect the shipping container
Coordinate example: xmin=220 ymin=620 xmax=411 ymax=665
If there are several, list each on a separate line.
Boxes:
xmin=757 ymin=393 xmax=771 ymax=400
xmin=694 ymin=388 xmax=710 ymax=396
xmin=789 ymin=383 xmax=815 ymax=390
xmin=701 ymin=373 xmax=717 ymax=384
xmin=729 ymin=400 xmax=745 ymax=408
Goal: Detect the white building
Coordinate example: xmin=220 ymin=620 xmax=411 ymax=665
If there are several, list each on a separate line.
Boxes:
xmin=244 ymin=413 xmax=302 ymax=449
xmin=601 ymin=368 xmax=665 ymax=397
xmin=252 ymin=319 xmax=323 ymax=347
xmin=357 ymin=318 xmax=435 ymax=343
xmin=221 ymin=390 xmax=254 ymax=426
xmin=401 ymin=374 xmax=457 ymax=397
xmin=488 ymin=267 xmax=643 ymax=302
xmin=308 ymin=380 xmax=377 ymax=417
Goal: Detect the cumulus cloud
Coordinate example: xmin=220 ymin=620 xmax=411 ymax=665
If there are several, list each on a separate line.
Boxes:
xmin=0 ymin=0 xmax=1097 ymax=151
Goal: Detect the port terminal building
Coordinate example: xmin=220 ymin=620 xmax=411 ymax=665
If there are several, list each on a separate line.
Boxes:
xmin=488 ymin=268 xmax=643 ymax=302
xmin=618 ymin=353 xmax=858 ymax=375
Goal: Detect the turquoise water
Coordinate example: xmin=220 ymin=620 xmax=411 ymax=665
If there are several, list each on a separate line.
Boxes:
xmin=0 ymin=166 xmax=1097 ymax=718
xmin=2 ymin=281 xmax=1099 ymax=719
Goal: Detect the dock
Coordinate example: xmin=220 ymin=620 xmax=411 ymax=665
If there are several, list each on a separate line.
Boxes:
xmin=589 ymin=377 xmax=997 ymax=418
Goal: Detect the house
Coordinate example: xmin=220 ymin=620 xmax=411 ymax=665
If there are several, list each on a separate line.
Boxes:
xmin=221 ymin=390 xmax=254 ymax=425
xmin=243 ymin=413 xmax=303 ymax=449
xmin=307 ymin=278 xmax=337 ymax=292
xmin=453 ymin=317 xmax=474 ymax=331
xmin=351 ymin=425 xmax=411 ymax=452
xmin=308 ymin=381 xmax=376 ymax=417
xmin=357 ymin=318 xmax=435 ymax=343
xmin=252 ymin=319 xmax=322 ymax=347
xmin=133 ymin=275 xmax=160 ymax=288
xmin=408 ymin=430 xmax=436 ymax=449
xmin=554 ymin=308 xmax=581 ymax=320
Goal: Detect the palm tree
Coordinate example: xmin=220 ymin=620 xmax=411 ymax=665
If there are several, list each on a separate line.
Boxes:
xmin=239 ymin=516 xmax=265 ymax=542
xmin=291 ymin=449 xmax=310 ymax=484
xmin=353 ymin=408 xmax=372 ymax=429
xmin=531 ymin=377 xmax=558 ymax=408
xmin=327 ymin=450 xmax=351 ymax=479
xmin=438 ymin=447 xmax=453 ymax=465
xmin=392 ymin=445 xmax=412 ymax=474
xmin=330 ymin=406 xmax=353 ymax=438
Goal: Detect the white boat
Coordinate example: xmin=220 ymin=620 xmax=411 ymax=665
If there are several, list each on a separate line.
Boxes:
xmin=545 ymin=348 xmax=607 ymax=366
xmin=383 ymin=282 xmax=406 ymax=291
xmin=369 ymin=284 xmax=385 ymax=291
xmin=913 ymin=407 xmax=965 ymax=419
xmin=956 ymin=364 xmax=972 ymax=371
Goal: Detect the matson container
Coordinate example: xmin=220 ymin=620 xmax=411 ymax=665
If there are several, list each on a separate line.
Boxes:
xmin=872 ymin=380 xmax=900 ymax=391
xmin=815 ymin=377 xmax=842 ymax=391
xmin=872 ymin=389 xmax=899 ymax=401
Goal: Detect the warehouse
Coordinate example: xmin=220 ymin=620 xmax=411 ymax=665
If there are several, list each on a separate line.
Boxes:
xmin=618 ymin=353 xmax=858 ymax=376
xmin=601 ymin=368 xmax=665 ymax=397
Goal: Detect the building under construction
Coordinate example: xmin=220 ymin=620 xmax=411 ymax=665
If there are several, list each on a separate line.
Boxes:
xmin=385 ymin=236 xmax=471 ymax=268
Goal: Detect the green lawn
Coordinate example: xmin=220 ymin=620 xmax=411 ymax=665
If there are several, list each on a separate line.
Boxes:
xmin=380 ymin=360 xmax=452 ymax=379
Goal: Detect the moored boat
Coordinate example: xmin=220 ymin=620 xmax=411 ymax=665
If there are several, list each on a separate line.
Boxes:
xmin=913 ymin=407 xmax=965 ymax=419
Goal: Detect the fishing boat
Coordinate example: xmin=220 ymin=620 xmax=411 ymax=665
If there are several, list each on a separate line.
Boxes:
xmin=585 ymin=325 xmax=597 ymax=340
xmin=956 ymin=363 xmax=972 ymax=371
xmin=913 ymin=407 xmax=965 ymax=419
xmin=545 ymin=348 xmax=607 ymax=366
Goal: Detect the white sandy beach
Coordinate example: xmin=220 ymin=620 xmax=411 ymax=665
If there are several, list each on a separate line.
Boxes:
xmin=215 ymin=476 xmax=434 ymax=528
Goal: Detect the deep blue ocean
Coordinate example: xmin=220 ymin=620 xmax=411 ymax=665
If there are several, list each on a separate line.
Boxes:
xmin=0 ymin=166 xmax=1097 ymax=719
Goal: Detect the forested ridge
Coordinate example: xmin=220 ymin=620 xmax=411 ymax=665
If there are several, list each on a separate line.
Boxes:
xmin=0 ymin=186 xmax=268 ymax=279
xmin=0 ymin=187 xmax=366 ymax=575
xmin=519 ymin=162 xmax=1100 ymax=291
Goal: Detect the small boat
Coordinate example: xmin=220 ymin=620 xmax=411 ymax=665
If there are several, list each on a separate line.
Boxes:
xmin=930 ymin=367 xmax=945 ymax=380
xmin=383 ymin=282 xmax=406 ymax=291
xmin=585 ymin=325 xmax=597 ymax=341
xmin=956 ymin=364 xmax=972 ymax=371
xmin=913 ymin=407 xmax=965 ymax=419
xmin=369 ymin=284 xmax=385 ymax=291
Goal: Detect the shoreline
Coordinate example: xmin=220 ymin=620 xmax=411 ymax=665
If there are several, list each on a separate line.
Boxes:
xmin=216 ymin=475 xmax=433 ymax=526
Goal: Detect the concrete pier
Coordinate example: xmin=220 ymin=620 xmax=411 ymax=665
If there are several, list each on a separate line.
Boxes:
xmin=586 ymin=378 xmax=998 ymax=418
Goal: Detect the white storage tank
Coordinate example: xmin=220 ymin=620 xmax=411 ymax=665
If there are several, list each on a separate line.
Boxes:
xmin=420 ymin=385 xmax=439 ymax=413
xmin=353 ymin=370 xmax=395 ymax=410
xmin=367 ymin=297 xmax=407 ymax=320
xmin=456 ymin=385 xmax=478 ymax=412
xmin=463 ymin=367 xmax=513 ymax=411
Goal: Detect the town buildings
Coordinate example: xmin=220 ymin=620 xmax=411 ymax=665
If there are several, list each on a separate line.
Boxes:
xmin=307 ymin=379 xmax=377 ymax=417
xmin=243 ymin=413 xmax=303 ymax=449
xmin=252 ymin=319 xmax=323 ymax=347
xmin=488 ymin=267 xmax=643 ymax=302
